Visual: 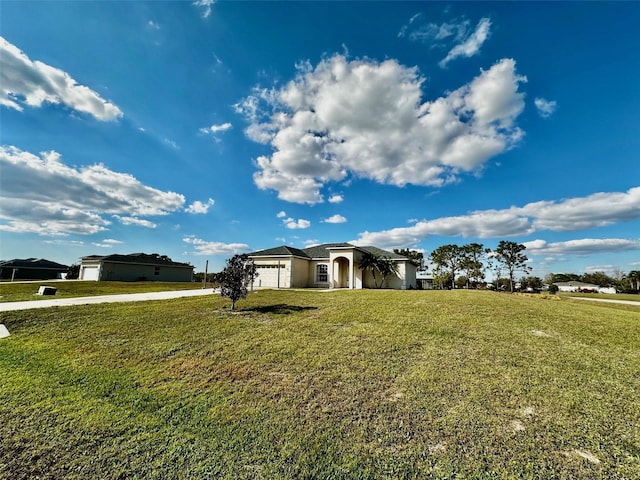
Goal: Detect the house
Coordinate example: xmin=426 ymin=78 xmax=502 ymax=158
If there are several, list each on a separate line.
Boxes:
xmin=248 ymin=243 xmax=417 ymax=289
xmin=79 ymin=253 xmax=193 ymax=282
xmin=0 ymin=258 xmax=69 ymax=281
xmin=416 ymin=271 xmax=434 ymax=290
xmin=554 ymin=281 xmax=616 ymax=294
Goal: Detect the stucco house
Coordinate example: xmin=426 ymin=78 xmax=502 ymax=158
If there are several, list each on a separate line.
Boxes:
xmin=79 ymin=253 xmax=193 ymax=282
xmin=248 ymin=243 xmax=417 ymax=289
xmin=0 ymin=258 xmax=69 ymax=281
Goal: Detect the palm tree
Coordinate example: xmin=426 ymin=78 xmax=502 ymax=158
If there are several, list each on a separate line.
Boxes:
xmin=359 ymin=251 xmax=382 ymax=288
xmin=359 ymin=252 xmax=399 ymax=288
xmin=628 ymin=270 xmax=640 ymax=291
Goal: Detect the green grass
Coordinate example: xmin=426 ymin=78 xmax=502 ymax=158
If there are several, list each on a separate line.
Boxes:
xmin=0 ymin=280 xmax=201 ymax=303
xmin=1 ymin=290 xmax=639 ymax=479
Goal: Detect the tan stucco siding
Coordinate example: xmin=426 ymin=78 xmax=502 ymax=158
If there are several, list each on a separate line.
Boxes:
xmin=291 ymin=257 xmax=311 ymax=288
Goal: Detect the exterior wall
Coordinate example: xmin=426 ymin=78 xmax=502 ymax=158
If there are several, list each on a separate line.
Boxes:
xmin=291 ymin=257 xmax=311 ymax=288
xmin=99 ymin=261 xmax=193 ymax=282
xmin=0 ymin=268 xmax=66 ymax=280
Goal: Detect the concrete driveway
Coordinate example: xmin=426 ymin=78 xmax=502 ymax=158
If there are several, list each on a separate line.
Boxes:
xmin=0 ymin=289 xmax=218 ymax=312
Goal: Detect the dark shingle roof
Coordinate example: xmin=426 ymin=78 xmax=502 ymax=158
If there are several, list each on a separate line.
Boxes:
xmin=358 ymin=246 xmax=408 ymax=260
xmin=248 ymin=246 xmax=310 ymax=258
xmin=0 ymin=258 xmax=69 ymax=270
xmin=81 ymin=253 xmax=192 ymax=268
xmin=249 ymin=243 xmax=409 ymax=261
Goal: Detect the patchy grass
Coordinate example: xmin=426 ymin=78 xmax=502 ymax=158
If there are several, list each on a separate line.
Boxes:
xmin=1 ymin=289 xmax=639 ymax=479
xmin=0 ymin=281 xmax=199 ymax=303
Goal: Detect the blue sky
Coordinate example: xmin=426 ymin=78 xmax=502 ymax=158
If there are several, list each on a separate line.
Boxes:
xmin=1 ymin=1 xmax=639 ymax=277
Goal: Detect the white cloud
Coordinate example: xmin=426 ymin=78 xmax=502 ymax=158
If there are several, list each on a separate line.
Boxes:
xmin=93 ymin=238 xmax=124 ymax=248
xmin=0 ymin=37 xmax=123 ymax=121
xmin=524 ymin=238 xmax=640 ymax=256
xmin=323 ymin=214 xmax=347 ymax=224
xmin=0 ymin=146 xmax=184 ymax=235
xmin=439 ymin=18 xmax=492 ymax=68
xmin=283 ymin=217 xmax=311 ymax=229
xmin=114 ymin=216 xmax=157 ymax=228
xmin=354 ymin=186 xmax=640 ymax=249
xmin=183 ymin=236 xmax=249 ymax=255
xmin=147 ymin=20 xmax=160 ymax=30
xmin=534 ymin=97 xmax=557 ymax=118
xmin=328 ymin=194 xmax=344 ymax=203
xmin=185 ymin=198 xmax=215 ymax=214
xmin=199 ymin=122 xmax=232 ymax=139
xmin=276 ymin=211 xmax=287 ymax=218
xmin=193 ymin=0 xmax=215 ymax=18
xmin=163 ymin=138 xmax=179 ymax=150
xmin=237 ymin=54 xmax=526 ymax=204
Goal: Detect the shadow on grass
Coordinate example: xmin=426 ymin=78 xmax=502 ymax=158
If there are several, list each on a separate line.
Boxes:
xmin=241 ymin=304 xmax=318 ymax=315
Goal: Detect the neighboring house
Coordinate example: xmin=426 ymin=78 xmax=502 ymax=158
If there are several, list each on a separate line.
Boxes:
xmin=554 ymin=281 xmax=616 ymax=294
xmin=79 ymin=253 xmax=193 ymax=282
xmin=248 ymin=243 xmax=417 ymax=290
xmin=416 ymin=271 xmax=434 ymax=290
xmin=0 ymin=258 xmax=69 ymax=281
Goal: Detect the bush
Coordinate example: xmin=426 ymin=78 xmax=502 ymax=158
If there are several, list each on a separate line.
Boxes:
xmin=548 ymin=284 xmax=559 ymax=294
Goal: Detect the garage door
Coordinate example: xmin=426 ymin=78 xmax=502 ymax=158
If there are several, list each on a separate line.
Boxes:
xmin=255 ymin=266 xmax=284 ymax=288
xmin=81 ymin=266 xmax=99 ymax=281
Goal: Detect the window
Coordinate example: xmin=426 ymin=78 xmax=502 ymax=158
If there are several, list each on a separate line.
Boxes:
xmin=154 ymin=266 xmax=160 ymax=276
xmin=316 ymin=264 xmax=328 ymax=283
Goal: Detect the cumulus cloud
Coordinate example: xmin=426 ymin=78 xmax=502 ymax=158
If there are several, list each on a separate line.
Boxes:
xmin=439 ymin=18 xmax=492 ymax=68
xmin=354 ymin=186 xmax=640 ymax=249
xmin=322 ymin=214 xmax=347 ymax=224
xmin=534 ymin=97 xmax=557 ymax=118
xmin=0 ymin=146 xmax=184 ymax=235
xmin=0 ymin=37 xmax=122 ymax=121
xmin=283 ymin=217 xmax=311 ymax=229
xmin=183 ymin=236 xmax=249 ymax=255
xmin=185 ymin=198 xmax=215 ymax=214
xmin=328 ymin=194 xmax=344 ymax=203
xmin=236 ymin=54 xmax=526 ymax=203
xmin=276 ymin=211 xmax=287 ymax=218
xmin=524 ymin=238 xmax=640 ymax=256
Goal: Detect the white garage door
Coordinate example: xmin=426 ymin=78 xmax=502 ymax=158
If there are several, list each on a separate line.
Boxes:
xmin=255 ymin=266 xmax=284 ymax=288
xmin=81 ymin=266 xmax=99 ymax=281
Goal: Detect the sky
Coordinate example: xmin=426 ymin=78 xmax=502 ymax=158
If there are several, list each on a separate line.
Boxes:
xmin=1 ymin=1 xmax=639 ymax=278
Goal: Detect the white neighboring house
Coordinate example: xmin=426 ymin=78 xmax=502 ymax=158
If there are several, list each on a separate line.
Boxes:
xmin=248 ymin=243 xmax=417 ymax=290
xmin=554 ymin=281 xmax=616 ymax=294
xmin=79 ymin=253 xmax=193 ymax=282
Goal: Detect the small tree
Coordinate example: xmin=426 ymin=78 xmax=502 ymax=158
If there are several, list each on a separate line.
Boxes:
xmin=494 ymin=241 xmax=531 ymax=293
xmin=429 ymin=244 xmax=463 ymax=289
xmin=219 ymin=254 xmax=258 ymax=310
xmin=377 ymin=257 xmax=399 ymax=288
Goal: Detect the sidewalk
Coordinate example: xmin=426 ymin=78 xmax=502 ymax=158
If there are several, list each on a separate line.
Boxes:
xmin=567 ymin=296 xmax=640 ymax=307
xmin=0 ymin=289 xmax=217 ymax=312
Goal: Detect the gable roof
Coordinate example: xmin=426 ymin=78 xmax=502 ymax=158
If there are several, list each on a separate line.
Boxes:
xmin=248 ymin=246 xmax=310 ymax=258
xmin=81 ymin=253 xmax=192 ymax=268
xmin=0 ymin=258 xmax=69 ymax=270
xmin=249 ymin=243 xmax=410 ymax=261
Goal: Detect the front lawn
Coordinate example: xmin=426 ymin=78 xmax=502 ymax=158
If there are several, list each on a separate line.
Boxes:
xmin=1 ymin=290 xmax=638 ymax=479
xmin=0 ymin=280 xmax=201 ymax=303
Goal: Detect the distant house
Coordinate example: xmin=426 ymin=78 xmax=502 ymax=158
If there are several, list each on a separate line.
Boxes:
xmin=416 ymin=271 xmax=434 ymax=290
xmin=0 ymin=258 xmax=69 ymax=281
xmin=554 ymin=281 xmax=616 ymax=294
xmin=79 ymin=253 xmax=193 ymax=282
xmin=248 ymin=243 xmax=417 ymax=290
